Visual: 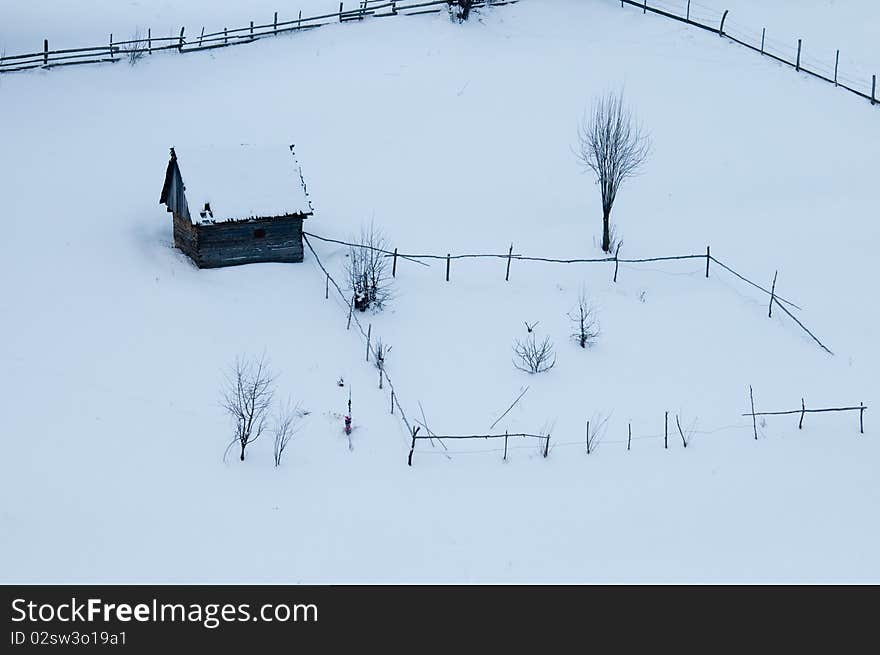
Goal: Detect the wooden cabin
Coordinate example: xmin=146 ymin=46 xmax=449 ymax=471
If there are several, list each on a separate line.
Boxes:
xmin=159 ymin=144 xmax=314 ymax=268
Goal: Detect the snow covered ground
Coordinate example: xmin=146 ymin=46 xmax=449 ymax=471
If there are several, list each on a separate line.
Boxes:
xmin=1 ymin=0 xmax=878 ymax=582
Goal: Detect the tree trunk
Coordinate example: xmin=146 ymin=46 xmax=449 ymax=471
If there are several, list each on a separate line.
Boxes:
xmin=240 ymin=443 xmax=246 ymax=461
xmin=602 ymin=207 xmax=611 ymax=253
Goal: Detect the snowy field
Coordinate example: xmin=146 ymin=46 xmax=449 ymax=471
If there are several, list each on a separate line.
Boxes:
xmin=1 ymin=0 xmax=878 ymax=582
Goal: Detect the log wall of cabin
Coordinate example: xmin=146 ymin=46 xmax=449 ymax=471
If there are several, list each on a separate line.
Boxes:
xmin=172 ymin=212 xmax=199 ymax=261
xmin=193 ymin=215 xmax=305 ymax=268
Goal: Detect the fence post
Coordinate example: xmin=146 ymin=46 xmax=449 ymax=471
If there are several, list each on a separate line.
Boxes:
xmin=799 ymin=398 xmax=806 ymax=429
xmin=109 ymin=33 xmax=113 ymax=56
xmin=749 ymin=385 xmax=758 ymax=440
xmin=872 ymin=75 xmax=877 ymax=106
xmin=274 ymin=11 xmax=278 ymax=34
xmin=613 ymin=243 xmax=621 ymax=283
xmin=446 ymin=254 xmax=451 ymax=282
xmin=860 ymin=402 xmax=865 ymax=434
xmin=505 ymin=243 xmax=513 ymax=281
xmin=43 ymin=39 xmax=48 ymax=66
xmin=627 ymin=423 xmax=632 ymax=451
xmin=366 ymin=323 xmax=372 ymax=362
xmin=392 ymin=247 xmax=398 ymax=277
xmin=298 ymin=10 xmax=302 ymax=28
xmin=250 ymin=20 xmax=254 ymax=40
xmin=325 ymin=273 xmax=329 ymax=299
xmin=643 ymin=1 xmax=647 ymax=15
xmin=390 ymin=389 xmax=395 ymax=414
xmin=543 ymin=433 xmax=550 ymax=458
xmin=224 ymin=27 xmax=228 ymax=44
xmin=760 ymin=28 xmax=765 ymax=54
xmin=346 ymin=296 xmax=354 ymax=330
xmin=768 ymin=270 xmax=777 ymax=317
xmin=199 ymin=27 xmax=205 ymax=47
xmin=834 ymin=50 xmax=839 ymax=86
xmin=796 ymin=38 xmax=802 ymax=71
xmin=705 ymin=245 xmax=710 ymax=277
xmin=178 ymin=27 xmax=185 ymax=52
xmin=664 ymin=411 xmax=668 ymax=449
xmin=339 ymin=2 xmax=344 ymax=22
xmin=585 ymin=420 xmax=591 ymax=455
xmin=503 ymin=430 xmax=509 ymax=461
xmin=719 ymin=10 xmax=728 ymax=36
xmin=686 ymin=0 xmax=691 ymax=22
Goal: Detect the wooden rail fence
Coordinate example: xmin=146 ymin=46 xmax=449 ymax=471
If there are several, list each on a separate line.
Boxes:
xmin=0 ymin=0 xmax=517 ymax=73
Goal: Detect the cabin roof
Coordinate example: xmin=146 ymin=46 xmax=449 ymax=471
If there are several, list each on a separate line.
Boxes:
xmin=166 ymin=143 xmax=314 ymax=224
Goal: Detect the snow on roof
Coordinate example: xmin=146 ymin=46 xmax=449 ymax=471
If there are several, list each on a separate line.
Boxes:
xmin=175 ymin=143 xmax=314 ymax=223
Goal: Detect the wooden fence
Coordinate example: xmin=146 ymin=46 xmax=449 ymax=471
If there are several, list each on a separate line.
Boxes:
xmin=302 ymin=233 xmax=868 ymax=465
xmin=617 ymin=0 xmax=878 ymax=107
xmin=0 ymin=0 xmax=516 ymax=73
xmin=303 ymin=231 xmax=832 ymax=356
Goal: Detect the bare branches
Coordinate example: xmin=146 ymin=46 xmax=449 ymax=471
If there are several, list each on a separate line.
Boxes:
xmin=124 ymin=29 xmax=148 ymax=65
xmin=346 ymin=221 xmax=392 ymax=312
xmin=576 ymin=90 xmax=651 ymax=252
xmin=221 ymin=355 xmax=275 ymax=462
xmin=568 ymin=287 xmax=600 ymax=349
xmin=273 ymin=398 xmax=304 ymax=467
xmin=513 ymin=334 xmax=556 ymax=374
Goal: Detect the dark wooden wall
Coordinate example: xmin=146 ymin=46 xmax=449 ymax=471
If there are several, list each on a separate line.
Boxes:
xmin=191 ymin=215 xmax=305 ymax=268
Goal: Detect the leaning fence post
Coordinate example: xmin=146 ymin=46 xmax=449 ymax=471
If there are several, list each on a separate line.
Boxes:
xmin=543 ymin=433 xmax=550 ymax=458
xmin=366 ymin=324 xmax=372 ymax=362
xmin=796 ymin=38 xmax=802 ymax=71
xmin=445 ymin=254 xmax=451 ymax=282
xmin=392 ymin=247 xmax=398 ymax=277
xmin=749 ymin=385 xmax=758 ymax=440
xmin=199 ymin=27 xmax=205 ymax=47
xmin=768 ymin=270 xmax=778 ymax=317
xmin=760 ymin=28 xmax=765 ymax=55
xmin=43 ymin=39 xmax=48 ymax=66
xmin=686 ymin=0 xmax=691 ymax=22
xmin=347 ymin=296 xmax=354 ymax=330
xmin=799 ymin=398 xmax=806 ymax=429
xmin=614 ymin=244 xmax=622 ymax=282
xmin=505 ymin=243 xmax=513 ymax=282
xmin=407 ymin=426 xmax=420 ymax=466
xmin=706 ymin=245 xmax=711 ymax=277
xmin=339 ymin=2 xmax=344 ymax=22
xmin=872 ymin=75 xmax=877 ymax=106
xmin=834 ymin=50 xmax=839 ymax=86
xmin=178 ymin=26 xmax=185 ymax=51
xmin=298 ymin=10 xmax=302 ymax=28
xmin=719 ymin=10 xmax=728 ymax=36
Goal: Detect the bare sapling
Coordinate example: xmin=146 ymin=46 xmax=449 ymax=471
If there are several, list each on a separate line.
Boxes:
xmin=221 ymin=355 xmax=275 ymax=462
xmin=273 ymin=398 xmax=304 ymax=467
xmin=576 ymin=90 xmax=651 ymax=252
xmin=513 ymin=333 xmax=556 ymax=374
xmin=125 ymin=29 xmax=148 ymax=65
xmin=568 ymin=288 xmax=600 ymax=349
xmin=346 ymin=221 xmax=392 ymax=312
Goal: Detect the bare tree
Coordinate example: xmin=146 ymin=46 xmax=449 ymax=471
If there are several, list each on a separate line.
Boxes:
xmin=568 ymin=288 xmax=600 ymax=349
xmin=513 ymin=334 xmax=556 ymax=374
xmin=221 ymin=355 xmax=275 ymax=462
xmin=273 ymin=398 xmax=303 ymax=467
xmin=346 ymin=221 xmax=392 ymax=312
xmin=576 ymin=91 xmax=651 ymax=253
xmin=125 ymin=29 xmax=148 ymax=66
